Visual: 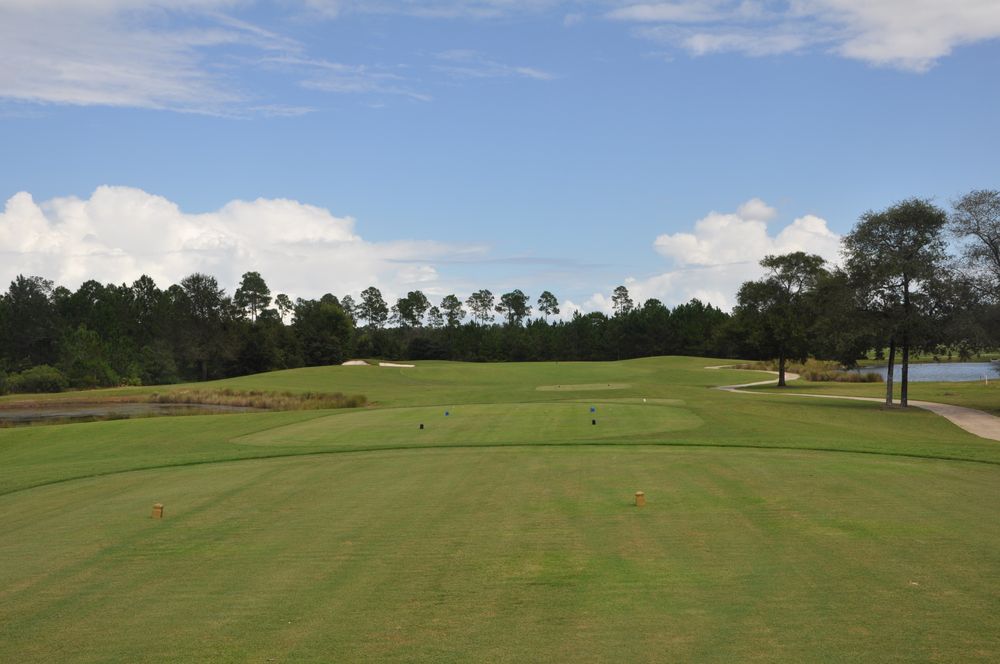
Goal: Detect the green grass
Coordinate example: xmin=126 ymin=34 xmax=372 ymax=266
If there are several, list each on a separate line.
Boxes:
xmin=752 ymin=374 xmax=1000 ymax=416
xmin=2 ymin=357 xmax=999 ymax=662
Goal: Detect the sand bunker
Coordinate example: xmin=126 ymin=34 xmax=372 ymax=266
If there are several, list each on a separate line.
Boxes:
xmin=379 ymin=362 xmax=416 ymax=368
xmin=341 ymin=360 xmax=370 ymax=366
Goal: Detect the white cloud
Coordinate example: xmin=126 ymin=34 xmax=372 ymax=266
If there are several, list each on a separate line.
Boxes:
xmin=818 ymin=0 xmax=1000 ymax=71
xmin=583 ymin=198 xmax=841 ymax=311
xmin=611 ymin=0 xmax=1000 ymax=71
xmin=0 ymin=2 xmax=564 ymax=112
xmin=558 ymin=298 xmax=585 ymax=319
xmin=302 ymin=0 xmax=564 ymax=20
xmin=677 ymin=30 xmax=807 ymax=56
xmin=434 ymin=50 xmax=555 ymax=81
xmin=584 ymin=292 xmax=614 ymax=314
xmin=0 ymin=1 xmax=288 ymax=113
xmin=260 ymin=55 xmax=433 ymax=102
xmin=608 ymin=1 xmax=724 ymax=23
xmin=0 ymin=186 xmax=484 ymax=302
xmin=736 ymin=196 xmax=777 ymax=222
xmin=11 ymin=0 xmax=987 ymax=117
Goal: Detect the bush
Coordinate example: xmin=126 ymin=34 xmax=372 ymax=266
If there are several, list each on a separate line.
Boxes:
xmin=59 ymin=326 xmax=120 ymax=388
xmin=7 ymin=365 xmax=69 ymax=394
xmin=63 ymin=357 xmax=119 ymax=389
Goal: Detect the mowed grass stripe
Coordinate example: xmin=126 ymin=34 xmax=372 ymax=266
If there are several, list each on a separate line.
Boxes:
xmin=1 ymin=447 xmax=998 ymax=662
xmin=234 ymin=402 xmax=703 ymax=447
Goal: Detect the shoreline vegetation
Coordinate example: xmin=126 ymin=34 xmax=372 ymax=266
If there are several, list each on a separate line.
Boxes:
xmin=148 ymin=388 xmax=367 ymax=410
xmin=0 ymin=388 xmax=367 ymax=414
xmin=735 ymin=359 xmax=884 ymax=382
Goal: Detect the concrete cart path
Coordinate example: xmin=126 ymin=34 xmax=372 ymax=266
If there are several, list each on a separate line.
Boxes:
xmin=706 ymin=365 xmax=1000 ymax=442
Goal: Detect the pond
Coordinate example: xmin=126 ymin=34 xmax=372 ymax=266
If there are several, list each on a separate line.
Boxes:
xmin=856 ymin=362 xmax=1000 ymax=383
xmin=0 ymin=402 xmax=260 ymax=427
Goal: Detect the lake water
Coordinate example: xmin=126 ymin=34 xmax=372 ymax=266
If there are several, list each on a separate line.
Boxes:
xmin=0 ymin=402 xmax=259 ymax=426
xmin=857 ymin=362 xmax=1000 ymax=382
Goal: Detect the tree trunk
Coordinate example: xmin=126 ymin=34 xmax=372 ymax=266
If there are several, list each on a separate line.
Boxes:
xmin=901 ymin=278 xmax=910 ymax=408
xmin=884 ymin=338 xmax=895 ymax=407
xmin=901 ymin=338 xmax=909 ymax=407
xmin=778 ymin=352 xmax=787 ymax=387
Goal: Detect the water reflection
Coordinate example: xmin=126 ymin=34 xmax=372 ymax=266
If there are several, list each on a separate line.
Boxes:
xmin=0 ymin=402 xmax=259 ymax=426
xmin=857 ymin=362 xmax=999 ymax=383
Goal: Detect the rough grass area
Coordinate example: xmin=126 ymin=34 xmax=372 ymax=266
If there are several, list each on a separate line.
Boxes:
xmin=1 ymin=357 xmax=999 ymax=662
xmin=148 ymin=388 xmax=367 ymax=410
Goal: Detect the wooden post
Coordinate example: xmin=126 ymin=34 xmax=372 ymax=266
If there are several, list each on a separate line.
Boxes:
xmin=152 ymin=503 xmax=164 ymax=519
xmin=634 ymin=491 xmax=645 ymax=507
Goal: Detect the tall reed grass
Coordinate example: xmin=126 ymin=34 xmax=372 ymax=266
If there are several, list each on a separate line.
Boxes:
xmin=147 ymin=389 xmax=367 ymax=410
xmin=736 ymin=359 xmax=883 ymax=383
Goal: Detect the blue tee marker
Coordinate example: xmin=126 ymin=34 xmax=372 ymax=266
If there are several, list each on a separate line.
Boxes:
xmin=590 ymin=406 xmax=596 ymax=413
xmin=445 ymin=411 xmax=450 ymax=417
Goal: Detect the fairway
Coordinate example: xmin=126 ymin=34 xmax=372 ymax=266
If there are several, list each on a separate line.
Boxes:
xmin=2 ymin=357 xmax=999 ymax=662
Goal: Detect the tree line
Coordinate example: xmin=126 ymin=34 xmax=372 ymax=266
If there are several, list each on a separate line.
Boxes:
xmin=0 ymin=189 xmax=997 ymax=397
xmin=729 ymin=191 xmax=999 ymax=406
xmin=0 ymin=271 xmax=731 ymax=393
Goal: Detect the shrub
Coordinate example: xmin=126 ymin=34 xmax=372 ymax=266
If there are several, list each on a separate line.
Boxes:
xmin=8 ymin=365 xmax=69 ymax=394
xmin=59 ymin=326 xmax=120 ymax=388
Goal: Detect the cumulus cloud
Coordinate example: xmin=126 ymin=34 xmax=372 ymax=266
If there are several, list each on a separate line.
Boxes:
xmin=0 ymin=186 xmax=484 ymax=302
xmin=558 ymin=298 xmax=585 ymax=319
xmin=585 ymin=198 xmax=841 ymax=311
xmin=610 ymin=0 xmax=1000 ymax=71
xmin=822 ymin=0 xmax=1000 ymax=71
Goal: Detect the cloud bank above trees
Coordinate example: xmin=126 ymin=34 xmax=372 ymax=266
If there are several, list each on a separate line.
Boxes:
xmin=584 ymin=198 xmax=842 ymax=312
xmin=0 ymin=186 xmax=483 ymax=303
xmin=1 ymin=187 xmax=841 ymax=315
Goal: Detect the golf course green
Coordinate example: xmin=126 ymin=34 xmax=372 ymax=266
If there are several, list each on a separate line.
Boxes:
xmin=2 ymin=357 xmax=999 ymax=662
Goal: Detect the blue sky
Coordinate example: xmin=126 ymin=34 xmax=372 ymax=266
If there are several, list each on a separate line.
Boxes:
xmin=1 ymin=1 xmax=999 ymax=314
